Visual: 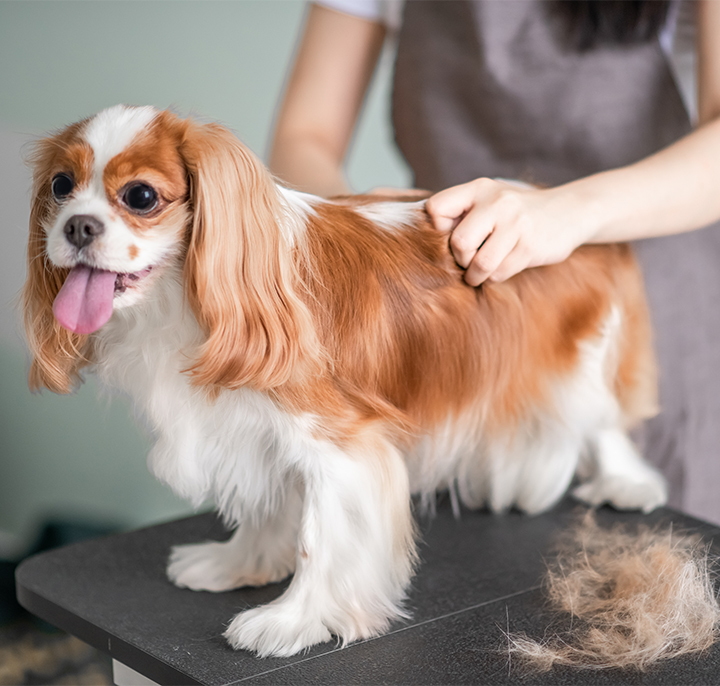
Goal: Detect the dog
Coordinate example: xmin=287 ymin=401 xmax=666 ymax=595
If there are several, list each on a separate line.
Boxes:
xmin=23 ymin=105 xmax=667 ymax=657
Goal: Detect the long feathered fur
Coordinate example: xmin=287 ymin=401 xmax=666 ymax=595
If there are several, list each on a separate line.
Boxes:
xmin=179 ymin=118 xmax=321 ymax=392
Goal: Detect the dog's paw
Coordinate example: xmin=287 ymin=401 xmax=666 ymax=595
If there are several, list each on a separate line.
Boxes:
xmin=168 ymin=542 xmax=244 ymax=591
xmin=572 ymin=473 xmax=667 ymax=513
xmin=167 ymin=541 xmax=293 ymax=592
xmin=224 ymin=605 xmax=332 ymax=657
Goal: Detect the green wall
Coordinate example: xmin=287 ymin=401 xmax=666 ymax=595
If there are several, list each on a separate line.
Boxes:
xmin=0 ymin=0 xmax=410 ymax=552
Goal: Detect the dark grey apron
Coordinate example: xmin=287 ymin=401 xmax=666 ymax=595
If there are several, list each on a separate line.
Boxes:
xmin=392 ymin=0 xmax=720 ymax=522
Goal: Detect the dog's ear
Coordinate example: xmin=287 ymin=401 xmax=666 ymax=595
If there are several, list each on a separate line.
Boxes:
xmin=23 ymin=135 xmax=90 ymax=393
xmin=179 ymin=120 xmax=318 ymax=391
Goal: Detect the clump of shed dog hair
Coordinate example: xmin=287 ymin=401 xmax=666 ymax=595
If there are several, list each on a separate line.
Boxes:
xmin=507 ymin=511 xmax=720 ymax=672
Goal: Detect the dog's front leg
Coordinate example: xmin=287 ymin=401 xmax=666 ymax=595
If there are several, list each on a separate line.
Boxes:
xmin=224 ymin=435 xmax=416 ymax=657
xmin=167 ymin=485 xmax=302 ymax=592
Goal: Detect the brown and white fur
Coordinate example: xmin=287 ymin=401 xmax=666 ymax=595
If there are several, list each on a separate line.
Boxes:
xmin=24 ymin=106 xmax=666 ymax=657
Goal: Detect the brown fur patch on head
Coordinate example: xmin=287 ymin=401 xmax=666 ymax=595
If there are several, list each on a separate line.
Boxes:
xmin=506 ymin=512 xmax=720 ymax=672
xmin=103 ymin=111 xmax=189 ymax=232
xmin=34 ymin=119 xmax=95 ymax=192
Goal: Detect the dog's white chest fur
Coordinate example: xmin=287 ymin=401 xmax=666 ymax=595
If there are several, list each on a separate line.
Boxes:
xmin=94 ymin=271 xmax=312 ymax=524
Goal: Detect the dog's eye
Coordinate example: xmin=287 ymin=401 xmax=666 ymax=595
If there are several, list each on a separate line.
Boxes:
xmin=51 ymin=173 xmax=74 ymax=200
xmin=124 ymin=183 xmax=158 ymax=213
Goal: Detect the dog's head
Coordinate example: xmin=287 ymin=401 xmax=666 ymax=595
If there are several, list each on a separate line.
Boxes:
xmin=25 ymin=105 xmax=316 ymax=394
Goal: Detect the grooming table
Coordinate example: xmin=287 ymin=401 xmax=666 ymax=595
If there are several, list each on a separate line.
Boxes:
xmin=15 ymin=498 xmax=720 ymax=685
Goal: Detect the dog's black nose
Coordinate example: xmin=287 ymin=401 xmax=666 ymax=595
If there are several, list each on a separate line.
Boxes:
xmin=63 ymin=214 xmax=105 ymax=249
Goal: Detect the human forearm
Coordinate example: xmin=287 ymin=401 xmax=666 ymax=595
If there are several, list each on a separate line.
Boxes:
xmin=544 ymin=0 xmax=720 ymax=245
xmin=567 ymin=116 xmax=720 ymax=244
xmin=269 ymin=3 xmax=385 ymax=198
xmin=270 ymin=134 xmax=350 ymax=197
xmin=427 ymin=117 xmax=720 ymax=285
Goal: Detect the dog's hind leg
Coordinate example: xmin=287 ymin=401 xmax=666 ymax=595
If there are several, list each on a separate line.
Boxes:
xmin=223 ymin=432 xmax=416 ymax=657
xmin=573 ymin=427 xmax=667 ymax=513
xmin=167 ymin=485 xmax=301 ymax=592
xmin=458 ymin=425 xmax=582 ymax=516
xmin=512 ymin=431 xmax=583 ymax=515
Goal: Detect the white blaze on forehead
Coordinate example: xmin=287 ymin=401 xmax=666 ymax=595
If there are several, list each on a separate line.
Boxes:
xmin=83 ymin=105 xmax=158 ymax=176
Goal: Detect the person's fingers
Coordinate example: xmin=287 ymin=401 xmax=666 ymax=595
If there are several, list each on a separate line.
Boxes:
xmin=464 ymin=226 xmax=520 ymax=286
xmin=486 ymin=243 xmax=533 ymax=283
xmin=448 ymin=205 xmax=496 ymax=268
xmin=426 ymin=179 xmax=495 ymax=233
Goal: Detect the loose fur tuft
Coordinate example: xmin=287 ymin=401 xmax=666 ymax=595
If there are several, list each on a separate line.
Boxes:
xmin=507 ymin=512 xmax=720 ymax=671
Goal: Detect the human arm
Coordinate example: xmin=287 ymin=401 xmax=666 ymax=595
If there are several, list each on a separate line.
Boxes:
xmin=269 ymin=3 xmax=386 ymax=197
xmin=426 ymin=0 xmax=720 ymax=286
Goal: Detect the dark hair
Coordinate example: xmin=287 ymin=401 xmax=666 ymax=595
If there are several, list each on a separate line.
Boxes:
xmin=551 ymin=0 xmax=671 ymax=51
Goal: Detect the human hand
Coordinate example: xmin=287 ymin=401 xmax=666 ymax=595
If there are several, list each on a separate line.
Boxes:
xmin=426 ymin=178 xmax=592 ymax=286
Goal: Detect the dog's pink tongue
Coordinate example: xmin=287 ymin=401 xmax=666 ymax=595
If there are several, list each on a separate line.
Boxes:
xmin=53 ymin=265 xmax=117 ymax=334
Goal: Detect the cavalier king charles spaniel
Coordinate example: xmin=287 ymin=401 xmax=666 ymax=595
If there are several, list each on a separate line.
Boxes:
xmin=24 ymin=106 xmax=667 ymax=657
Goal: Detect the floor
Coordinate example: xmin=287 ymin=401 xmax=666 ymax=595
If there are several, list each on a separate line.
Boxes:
xmin=0 ymin=618 xmax=112 ymax=686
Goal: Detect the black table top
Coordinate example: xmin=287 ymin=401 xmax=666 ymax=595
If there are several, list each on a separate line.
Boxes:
xmin=15 ymin=498 xmax=720 ymax=685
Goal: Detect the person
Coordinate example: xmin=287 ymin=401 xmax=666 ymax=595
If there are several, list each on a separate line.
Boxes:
xmin=269 ymin=0 xmax=720 ymax=524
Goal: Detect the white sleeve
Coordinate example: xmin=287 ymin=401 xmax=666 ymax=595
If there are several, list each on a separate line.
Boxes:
xmin=314 ymin=0 xmax=404 ymax=31
xmin=315 ymin=0 xmax=383 ymax=22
